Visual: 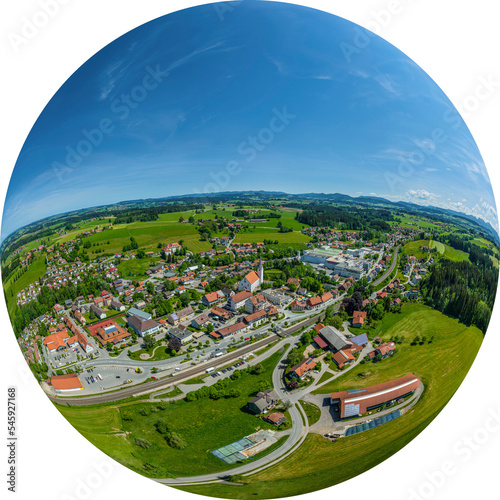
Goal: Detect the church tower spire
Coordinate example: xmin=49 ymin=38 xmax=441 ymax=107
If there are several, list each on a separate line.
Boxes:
xmin=258 ymin=256 xmax=264 ymax=284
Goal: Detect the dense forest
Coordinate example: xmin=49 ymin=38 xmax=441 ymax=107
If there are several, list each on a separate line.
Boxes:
xmin=295 ymin=204 xmax=393 ymax=232
xmin=113 ymin=204 xmax=198 ymax=225
xmin=421 ymin=256 xmax=498 ymax=334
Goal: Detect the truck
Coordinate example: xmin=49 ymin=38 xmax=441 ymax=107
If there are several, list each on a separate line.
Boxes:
xmin=215 ymin=352 xmax=223 ymax=358
xmin=206 ymin=367 xmax=215 ymax=374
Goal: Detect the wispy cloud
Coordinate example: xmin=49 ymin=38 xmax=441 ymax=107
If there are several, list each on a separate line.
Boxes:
xmin=374 ymin=73 xmax=401 ymax=96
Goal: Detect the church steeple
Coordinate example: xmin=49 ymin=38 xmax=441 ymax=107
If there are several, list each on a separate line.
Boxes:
xmin=258 ymin=256 xmax=264 ymax=283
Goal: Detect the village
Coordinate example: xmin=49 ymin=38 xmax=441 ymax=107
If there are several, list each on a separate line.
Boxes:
xmin=3 ymin=198 xmax=494 ymax=490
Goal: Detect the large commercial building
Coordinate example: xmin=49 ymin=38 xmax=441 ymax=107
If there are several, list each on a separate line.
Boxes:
xmin=301 ymin=247 xmax=342 ymax=266
xmin=302 ymin=248 xmax=367 ymax=279
xmin=325 ymin=256 xmax=367 ymax=280
xmin=50 ymin=373 xmax=84 ymax=393
xmin=330 ymin=374 xmax=421 ymax=419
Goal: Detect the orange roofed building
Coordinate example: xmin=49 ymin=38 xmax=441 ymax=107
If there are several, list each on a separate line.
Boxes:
xmin=330 ymin=374 xmax=421 ymax=419
xmin=43 ymin=329 xmax=70 ymax=352
xmin=50 ymin=373 xmax=83 ymax=393
xmin=96 ymin=321 xmax=130 ymax=345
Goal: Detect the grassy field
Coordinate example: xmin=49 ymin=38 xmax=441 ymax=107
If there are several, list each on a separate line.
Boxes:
xmin=118 ymin=257 xmax=163 ymax=279
xmin=179 ymin=304 xmax=483 ymax=498
xmin=316 ymin=371 xmax=335 ymax=385
xmin=57 ymin=220 xmax=213 ymax=255
xmin=58 ymin=349 xmax=285 ymax=478
xmin=404 ymin=239 xmax=469 ymax=263
xmin=402 ymin=240 xmax=432 ymax=260
xmin=298 ymin=401 xmax=321 ymax=425
xmin=431 ymin=240 xmax=469 ymax=262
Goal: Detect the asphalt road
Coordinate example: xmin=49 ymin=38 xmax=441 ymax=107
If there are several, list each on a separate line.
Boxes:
xmin=371 ymin=245 xmax=400 ymax=287
xmin=156 ymin=341 xmax=309 ymax=485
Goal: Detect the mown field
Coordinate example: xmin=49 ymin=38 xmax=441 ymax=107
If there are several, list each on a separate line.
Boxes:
xmin=404 ymin=239 xmax=469 ymax=263
xmin=179 ymin=304 xmax=483 ymax=498
xmin=430 ymin=240 xmax=469 ymax=262
xmin=57 ymin=349 xmax=288 ymax=478
xmin=56 ymin=221 xmax=213 ymax=255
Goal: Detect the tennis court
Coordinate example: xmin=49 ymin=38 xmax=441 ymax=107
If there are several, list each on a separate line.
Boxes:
xmin=212 ymin=437 xmax=256 ymax=464
xmin=211 ymin=430 xmax=278 ymax=464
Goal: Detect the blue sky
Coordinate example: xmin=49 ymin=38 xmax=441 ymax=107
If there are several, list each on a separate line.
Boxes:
xmin=3 ymin=0 xmax=497 ymax=239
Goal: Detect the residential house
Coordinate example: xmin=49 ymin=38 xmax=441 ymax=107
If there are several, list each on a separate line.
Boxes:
xmin=247 ymin=389 xmax=279 ymax=414
xmin=167 ymin=306 xmax=195 ymax=326
xmin=191 ymin=313 xmax=210 ymax=330
xmin=228 ymin=290 xmax=253 ymax=312
xmin=202 ymin=290 xmax=225 ymax=307
xmin=265 ymin=412 xmax=287 ymax=426
xmin=168 ymin=327 xmax=194 ymax=345
xmin=352 ymin=310 xmax=367 ymax=328
xmin=90 ymin=304 xmax=106 ymax=319
xmin=289 ymin=357 xmax=316 ymax=379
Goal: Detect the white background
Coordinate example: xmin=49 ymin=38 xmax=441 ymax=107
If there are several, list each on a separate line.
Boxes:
xmin=1 ymin=1 xmax=499 ymax=500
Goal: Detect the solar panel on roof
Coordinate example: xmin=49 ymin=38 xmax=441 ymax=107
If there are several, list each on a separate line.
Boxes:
xmin=346 ymin=389 xmax=367 ymax=395
xmin=344 ymin=410 xmax=402 ymax=437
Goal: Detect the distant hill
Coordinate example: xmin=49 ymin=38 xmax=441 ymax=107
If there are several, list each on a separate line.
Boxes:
xmin=2 ymin=190 xmax=498 ymax=257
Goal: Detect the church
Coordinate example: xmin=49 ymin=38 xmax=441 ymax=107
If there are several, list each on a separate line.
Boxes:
xmin=238 ymin=258 xmax=264 ymax=293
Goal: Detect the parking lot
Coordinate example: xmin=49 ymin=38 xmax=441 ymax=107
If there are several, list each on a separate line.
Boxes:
xmin=79 ymin=365 xmax=151 ymax=394
xmin=205 ymin=358 xmax=249 ymax=383
xmin=45 ymin=345 xmax=92 ymax=369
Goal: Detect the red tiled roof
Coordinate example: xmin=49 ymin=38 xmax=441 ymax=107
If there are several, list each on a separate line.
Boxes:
xmin=313 ymin=335 xmax=328 ymax=349
xmin=51 ymin=373 xmax=83 ymax=391
xmin=331 ymin=374 xmax=420 ymax=418
xmin=244 ymin=270 xmax=260 ymax=285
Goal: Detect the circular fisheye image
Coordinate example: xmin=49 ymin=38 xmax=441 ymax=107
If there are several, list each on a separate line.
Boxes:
xmin=2 ymin=1 xmax=498 ymax=498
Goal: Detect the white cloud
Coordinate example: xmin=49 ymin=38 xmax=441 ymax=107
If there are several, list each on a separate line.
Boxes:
xmin=406 ymin=189 xmax=438 ymax=202
xmin=374 ymin=74 xmax=401 ymax=96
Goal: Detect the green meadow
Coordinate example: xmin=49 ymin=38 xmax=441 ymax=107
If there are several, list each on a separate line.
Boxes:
xmin=179 ymin=304 xmax=483 ymax=498
xmin=57 ymin=349 xmax=288 ymax=478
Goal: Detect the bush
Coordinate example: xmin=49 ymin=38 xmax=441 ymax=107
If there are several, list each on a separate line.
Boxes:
xmin=155 ymin=420 xmax=171 ymax=435
xmin=255 ymin=380 xmax=271 ymax=393
xmin=251 ymin=363 xmax=264 ymax=375
xmin=135 ymin=438 xmax=152 ymax=449
xmin=165 ymin=432 xmax=186 ymax=449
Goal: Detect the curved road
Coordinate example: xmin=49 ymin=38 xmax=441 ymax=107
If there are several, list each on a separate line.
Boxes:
xmin=156 ymin=341 xmax=309 ymax=485
xmin=371 ymin=245 xmax=400 ymax=287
